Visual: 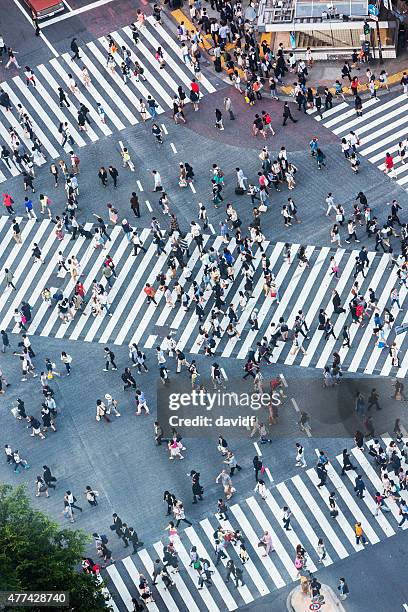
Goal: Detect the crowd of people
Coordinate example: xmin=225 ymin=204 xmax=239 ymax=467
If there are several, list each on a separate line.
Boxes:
xmin=2 ymin=2 xmax=408 ymax=610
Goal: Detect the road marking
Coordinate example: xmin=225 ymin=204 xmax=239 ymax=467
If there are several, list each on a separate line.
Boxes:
xmin=265 ymin=467 xmax=274 ymax=482
xmin=11 ymin=0 xmax=59 ymax=56
xmin=209 ymin=223 xmax=215 ymax=234
xmin=145 ymin=200 xmax=152 ymax=212
xmin=170 ymin=142 xmax=177 ymax=154
xmin=254 ymin=442 xmax=262 ymax=456
xmin=41 ymin=0 xmax=118 ymax=26
xmin=161 ymin=124 xmax=168 ymax=134
xmin=61 ymin=0 xmax=73 ymax=10
xmin=145 ymin=334 xmax=157 ymax=348
xmin=291 ymin=398 xmax=300 ymax=412
xmin=220 ymin=367 xmax=228 ymax=380
xmin=189 ymin=182 xmax=196 ymax=193
xmin=136 ymin=180 xmax=144 ymax=192
xmin=280 ymin=373 xmax=288 ymax=387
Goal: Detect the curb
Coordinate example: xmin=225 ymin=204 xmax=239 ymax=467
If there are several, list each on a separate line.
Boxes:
xmin=287 ymin=584 xmax=347 ymax=612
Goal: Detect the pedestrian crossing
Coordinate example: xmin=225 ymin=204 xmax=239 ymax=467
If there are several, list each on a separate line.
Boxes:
xmin=1 ymin=217 xmax=408 ymax=375
xmin=308 ymin=92 xmax=408 ymax=189
xmin=103 ymin=433 xmax=408 ymax=611
xmin=0 ymin=17 xmax=216 ymax=182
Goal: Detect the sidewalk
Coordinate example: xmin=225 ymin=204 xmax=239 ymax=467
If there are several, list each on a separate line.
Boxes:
xmin=288 ymin=584 xmax=346 ymax=612
xmin=170 ymin=7 xmax=408 ymax=97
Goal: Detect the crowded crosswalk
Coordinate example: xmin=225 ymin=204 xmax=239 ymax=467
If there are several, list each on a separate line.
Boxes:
xmin=0 ymin=17 xmax=216 ymax=183
xmin=1 ymin=216 xmax=408 ymax=376
xmin=309 ymin=92 xmax=408 ymax=189
xmin=103 ymin=431 xmax=408 ymax=611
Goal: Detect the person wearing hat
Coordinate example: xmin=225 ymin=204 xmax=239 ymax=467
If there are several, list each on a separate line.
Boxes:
xmin=104 ymin=394 xmax=121 ymax=417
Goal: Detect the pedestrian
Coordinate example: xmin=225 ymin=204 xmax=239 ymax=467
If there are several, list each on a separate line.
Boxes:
xmin=36 ymin=475 xmax=49 ymax=498
xmin=70 ymin=38 xmax=81 ymax=60
xmin=259 ymin=531 xmax=274 ymax=557
xmin=354 ymin=521 xmax=367 ymax=545
xmin=282 ymin=102 xmax=297 ymax=126
xmin=43 ymin=465 xmax=57 ymax=489
xmin=282 ymin=506 xmax=292 ymax=531
xmin=103 ymin=347 xmax=117 ymax=371
xmin=338 ymin=577 xmax=349 ymax=600
xmin=317 ymin=538 xmax=326 ymax=563
xmin=215 ymin=108 xmax=224 ymax=130
xmin=255 ymin=478 xmax=268 ymax=501
xmin=84 ymin=485 xmax=99 ymax=506
xmin=295 ymin=442 xmax=307 ymax=467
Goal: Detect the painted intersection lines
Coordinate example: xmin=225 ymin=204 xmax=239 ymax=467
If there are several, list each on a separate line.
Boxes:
xmin=104 ymin=435 xmax=408 ymax=611
xmin=0 ymin=17 xmax=216 ymax=182
xmin=309 ymin=93 xmax=408 ymax=188
xmin=2 ymin=217 xmax=408 ymax=374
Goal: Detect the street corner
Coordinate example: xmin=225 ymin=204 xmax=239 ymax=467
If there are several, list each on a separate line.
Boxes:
xmin=288 ymin=583 xmax=346 ymax=612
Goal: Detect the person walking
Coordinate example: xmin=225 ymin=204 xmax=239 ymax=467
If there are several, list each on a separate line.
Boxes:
xmin=70 ymin=38 xmax=81 ymax=60
xmin=282 ymin=506 xmax=292 ymax=531
xmin=103 ymin=347 xmax=117 ymax=371
xmin=354 ymin=474 xmax=366 ymax=499
xmin=282 ymin=102 xmax=297 ymax=126
xmin=338 ymin=577 xmax=349 ymax=600
xmin=295 ymin=442 xmax=307 ymax=467
xmin=354 ymin=522 xmax=367 ymax=545
xmin=42 ymin=465 xmax=57 ymax=489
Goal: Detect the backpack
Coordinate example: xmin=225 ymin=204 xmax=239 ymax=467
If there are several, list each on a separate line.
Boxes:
xmin=100 ymin=534 xmax=108 ymax=544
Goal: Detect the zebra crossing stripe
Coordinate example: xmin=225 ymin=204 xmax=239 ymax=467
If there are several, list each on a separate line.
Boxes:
xmin=292 ymin=475 xmax=348 ymax=559
xmin=140 ymin=22 xmax=196 ymax=95
xmin=213 ymin=517 xmax=269 ymax=596
xmin=184 ymin=526 xmax=238 ymax=610
xmin=170 ymin=536 xmax=222 ymax=611
xmin=122 ymin=556 xmax=161 ymax=611
xmin=0 ymin=220 xmax=53 ymax=330
xmin=152 ymin=542 xmax=201 ymax=612
xmin=59 ymin=53 xmax=126 ymax=131
xmin=315 ymin=249 xmax=373 ymax=370
xmin=306 ymin=468 xmax=361 ymax=551
xmin=118 ymin=28 xmax=176 ymax=108
xmin=322 ymin=97 xmax=379 ymax=129
xmin=294 ymin=247 xmax=334 ymax=368
xmin=25 ymin=223 xmax=93 ymax=336
xmin=151 ymin=18 xmax=216 ymax=94
xmin=106 ymin=564 xmax=134 ymax=610
xmin=332 ymin=96 xmax=407 ymax=136
xmin=334 ymin=453 xmax=395 ymax=537
xmin=103 ymin=430 xmax=408 ymax=612
xmin=54 ymin=225 xmax=122 ymax=339
xmin=199 ymin=518 xmax=254 ymax=604
xmin=314 ymin=451 xmax=380 ymax=545
xmin=37 ymin=63 xmax=99 ymax=143
xmin=310 ymin=101 xmax=348 ymax=120
xmin=68 ymin=231 xmax=129 ymax=341
xmin=237 ymin=242 xmax=295 ymax=360
xmin=138 ymin=548 xmax=178 ymax=611
xmin=98 ymin=239 xmax=157 ymax=344
xmin=14 ymin=74 xmax=86 ymax=149
xmin=114 ymin=238 xmax=173 ymax=346
xmin=44 ymin=60 xmax=111 ymax=138
xmin=38 ymin=227 xmax=99 ymax=337
xmin=230 ymin=503 xmax=285 ymax=588
xmin=277 ymin=481 xmax=329 ymax=568
xmin=77 ymin=46 xmax=139 ymax=125
xmin=1 ymin=81 xmax=59 ymax=160
xmin=97 ymin=36 xmax=165 ymax=115
xmin=84 ymin=228 xmax=151 ymax=342
xmin=222 ymin=242 xmax=284 ymax=359
xmin=353 ymin=445 xmax=405 ymax=527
